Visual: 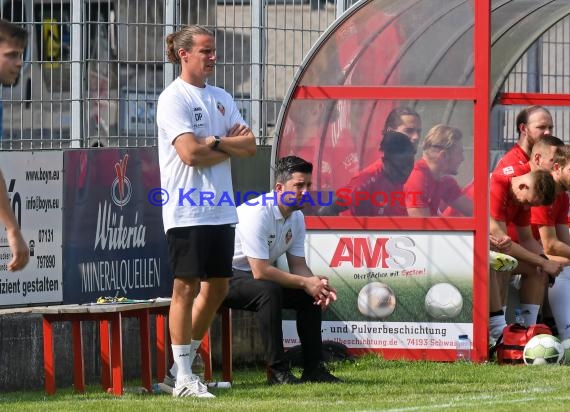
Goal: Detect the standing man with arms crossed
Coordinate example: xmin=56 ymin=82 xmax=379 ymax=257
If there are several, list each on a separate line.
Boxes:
xmin=156 ymin=25 xmax=256 ymax=398
xmin=224 ymin=156 xmax=340 ymax=384
xmin=0 ymin=19 xmax=28 ymax=271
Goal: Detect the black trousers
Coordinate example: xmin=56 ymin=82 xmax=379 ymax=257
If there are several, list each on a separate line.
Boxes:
xmin=223 ymin=269 xmax=323 ymax=370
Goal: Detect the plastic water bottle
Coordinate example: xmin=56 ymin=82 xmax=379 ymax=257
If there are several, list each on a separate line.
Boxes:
xmin=514 ymin=308 xmax=526 ymax=327
xmin=207 ymin=381 xmax=232 ymax=389
xmin=456 ymin=334 xmax=471 ymax=362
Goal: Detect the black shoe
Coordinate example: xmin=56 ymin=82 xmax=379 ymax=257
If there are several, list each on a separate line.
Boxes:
xmin=301 ymin=364 xmax=341 ymax=383
xmin=267 ymin=366 xmax=302 ymax=385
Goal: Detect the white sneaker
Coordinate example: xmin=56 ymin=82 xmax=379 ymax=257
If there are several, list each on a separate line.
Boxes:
xmin=173 ymin=375 xmax=215 ymax=398
xmin=489 ymin=250 xmax=518 ymax=272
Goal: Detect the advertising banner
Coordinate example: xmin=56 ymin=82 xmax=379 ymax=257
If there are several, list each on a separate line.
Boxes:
xmin=63 ymin=148 xmax=171 ymax=304
xmin=0 ymin=151 xmax=63 ymax=306
xmin=281 ymin=230 xmax=473 ymax=353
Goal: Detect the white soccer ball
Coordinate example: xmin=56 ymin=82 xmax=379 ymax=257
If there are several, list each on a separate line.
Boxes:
xmin=424 ymin=283 xmax=463 ymax=320
xmin=357 ymin=282 xmax=396 ymax=319
xmin=523 ymin=334 xmax=565 ymax=365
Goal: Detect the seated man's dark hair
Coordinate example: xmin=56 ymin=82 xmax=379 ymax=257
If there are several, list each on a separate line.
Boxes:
xmin=274 ymin=156 xmax=313 ymax=184
xmin=532 ymin=169 xmax=556 ymax=206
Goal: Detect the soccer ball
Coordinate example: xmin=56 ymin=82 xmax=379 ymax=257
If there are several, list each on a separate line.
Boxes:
xmin=523 ymin=334 xmax=565 ymax=365
xmin=560 ymin=338 xmax=570 ymax=364
xmin=357 ymin=282 xmax=396 ymax=319
xmin=424 ymin=283 xmax=463 ymax=320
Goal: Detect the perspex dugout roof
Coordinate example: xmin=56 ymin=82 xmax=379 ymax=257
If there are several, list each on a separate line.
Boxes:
xmin=275 ymin=0 xmax=570 ymax=190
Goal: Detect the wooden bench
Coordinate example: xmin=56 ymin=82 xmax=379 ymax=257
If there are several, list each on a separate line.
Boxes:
xmin=0 ymin=300 xmax=233 ymax=395
xmin=34 ymin=299 xmax=171 ymax=396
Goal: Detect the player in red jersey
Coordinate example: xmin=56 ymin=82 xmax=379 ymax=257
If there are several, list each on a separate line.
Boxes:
xmin=530 ymin=145 xmax=570 ymax=340
xmin=403 ymin=124 xmax=471 ymax=217
xmin=358 ymin=107 xmax=421 ymax=176
xmin=494 ymin=105 xmax=553 ymax=174
xmin=318 ymin=131 xmax=415 ymax=216
xmin=488 ymin=168 xmax=561 ymax=343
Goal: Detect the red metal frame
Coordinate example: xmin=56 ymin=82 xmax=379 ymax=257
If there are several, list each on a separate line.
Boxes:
xmin=42 ymin=306 xmax=170 ymax=396
xmin=499 ymin=92 xmax=570 ymax=106
xmin=293 ymin=86 xmax=476 ymax=100
xmin=289 ymin=0 xmax=490 ymax=363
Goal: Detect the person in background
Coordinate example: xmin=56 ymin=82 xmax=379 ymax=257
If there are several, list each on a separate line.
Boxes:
xmin=488 ymin=166 xmax=562 ymax=343
xmin=0 ymin=19 xmax=29 ymax=271
xmin=494 ymin=105 xmax=553 ymax=174
xmin=318 ymin=131 xmax=415 ymax=216
xmin=357 ymin=107 xmax=421 ymax=176
xmin=530 ymin=145 xmax=570 ymax=340
xmin=156 ymin=25 xmax=256 ymax=398
xmin=224 ymin=156 xmax=340 ymax=384
xmin=403 ymin=124 xmax=472 ymax=217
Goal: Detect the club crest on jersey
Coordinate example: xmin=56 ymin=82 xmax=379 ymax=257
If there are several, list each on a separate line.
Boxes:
xmin=217 ymin=102 xmax=225 ymax=116
xmin=285 ymin=228 xmax=292 ymax=244
xmin=502 ymin=165 xmax=515 ymax=176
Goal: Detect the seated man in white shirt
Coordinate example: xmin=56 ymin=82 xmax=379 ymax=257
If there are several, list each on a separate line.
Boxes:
xmin=224 ymin=156 xmax=340 ymax=384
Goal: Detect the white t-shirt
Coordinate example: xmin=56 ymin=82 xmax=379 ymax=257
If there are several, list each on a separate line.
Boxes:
xmin=157 ymin=78 xmax=246 ymax=232
xmin=232 ymin=194 xmax=306 ymax=271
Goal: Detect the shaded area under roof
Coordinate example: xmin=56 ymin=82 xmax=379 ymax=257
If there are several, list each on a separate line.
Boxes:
xmin=274 ymin=0 xmax=570 ymax=190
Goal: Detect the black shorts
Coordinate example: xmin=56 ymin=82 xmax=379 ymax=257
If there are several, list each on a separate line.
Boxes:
xmin=166 ymin=224 xmax=235 ymax=279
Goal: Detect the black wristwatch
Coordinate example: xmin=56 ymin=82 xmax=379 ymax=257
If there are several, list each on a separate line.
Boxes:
xmin=213 ymin=135 xmax=221 ymax=148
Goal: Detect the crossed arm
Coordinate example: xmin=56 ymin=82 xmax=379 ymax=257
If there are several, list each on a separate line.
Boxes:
xmin=174 ymin=123 xmax=256 ymax=167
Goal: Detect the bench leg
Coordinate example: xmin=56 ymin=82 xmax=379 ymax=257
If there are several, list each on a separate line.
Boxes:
xmin=139 ymin=310 xmax=152 ymax=392
xmin=155 ymin=312 xmax=167 ymax=381
xmin=200 ymin=331 xmax=212 ymax=382
xmin=72 ymin=320 xmax=85 ymax=393
xmin=99 ymin=320 xmax=111 ymax=391
xmin=110 ymin=313 xmax=123 ymax=396
xmin=42 ymin=316 xmax=56 ymax=395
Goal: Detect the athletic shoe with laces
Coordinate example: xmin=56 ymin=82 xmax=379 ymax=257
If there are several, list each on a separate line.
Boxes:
xmin=267 ymin=365 xmax=302 ymax=385
xmin=173 ymin=375 xmax=215 ymax=398
xmin=489 ymin=250 xmax=518 ymax=272
xmin=157 ymin=371 xmax=175 ymax=394
xmin=301 ymin=364 xmax=341 ymax=383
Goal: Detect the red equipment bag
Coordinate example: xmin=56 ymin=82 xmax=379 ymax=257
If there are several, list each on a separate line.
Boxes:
xmin=495 ymin=323 xmax=552 ymax=364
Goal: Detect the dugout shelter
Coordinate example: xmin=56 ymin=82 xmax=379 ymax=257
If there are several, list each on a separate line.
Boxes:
xmin=274 ymin=0 xmax=570 ymax=362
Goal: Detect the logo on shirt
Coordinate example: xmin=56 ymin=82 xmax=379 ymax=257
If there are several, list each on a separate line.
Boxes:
xmin=502 ymin=166 xmax=515 ymax=176
xmin=217 ymin=102 xmax=225 ymax=116
xmin=268 ymin=234 xmax=275 ymax=247
xmin=285 ymin=228 xmax=292 ymax=244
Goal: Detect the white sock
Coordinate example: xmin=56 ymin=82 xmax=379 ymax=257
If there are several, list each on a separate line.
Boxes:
xmin=520 ymin=303 xmax=540 ymax=326
xmin=489 ymin=314 xmax=506 ymax=340
xmin=171 ymin=344 xmax=193 ymax=383
xmin=548 ymin=267 xmax=570 ymax=340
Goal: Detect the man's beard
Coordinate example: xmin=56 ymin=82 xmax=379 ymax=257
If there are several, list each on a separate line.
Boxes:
xmin=0 ymin=73 xmax=19 ymax=87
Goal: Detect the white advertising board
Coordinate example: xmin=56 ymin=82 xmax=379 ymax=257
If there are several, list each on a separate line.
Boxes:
xmin=280 ymin=230 xmax=473 ymax=351
xmin=0 ymin=151 xmax=63 ymax=306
